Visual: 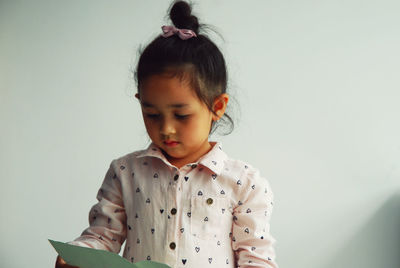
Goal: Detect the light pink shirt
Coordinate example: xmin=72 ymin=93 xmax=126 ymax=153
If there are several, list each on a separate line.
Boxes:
xmin=68 ymin=142 xmax=278 ymax=268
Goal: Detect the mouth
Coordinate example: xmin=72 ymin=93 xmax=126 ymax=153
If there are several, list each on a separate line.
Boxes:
xmin=163 ymin=140 xmax=180 ymax=147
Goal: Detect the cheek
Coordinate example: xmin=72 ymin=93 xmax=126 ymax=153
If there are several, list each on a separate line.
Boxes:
xmin=185 ymin=115 xmax=212 ymax=136
xmin=143 ymin=119 xmax=157 ymax=135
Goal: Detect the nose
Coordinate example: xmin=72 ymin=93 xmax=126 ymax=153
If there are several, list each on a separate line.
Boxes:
xmin=160 ymin=117 xmax=176 ymax=136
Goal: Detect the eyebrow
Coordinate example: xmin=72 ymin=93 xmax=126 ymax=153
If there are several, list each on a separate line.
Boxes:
xmin=141 ymin=102 xmax=189 ymax=108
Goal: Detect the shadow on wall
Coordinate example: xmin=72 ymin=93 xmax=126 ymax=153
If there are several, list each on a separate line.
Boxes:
xmin=326 ymin=191 xmax=400 ymax=268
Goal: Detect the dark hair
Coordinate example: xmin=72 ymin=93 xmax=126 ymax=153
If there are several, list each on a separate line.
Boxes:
xmin=134 ymin=0 xmax=234 ymax=135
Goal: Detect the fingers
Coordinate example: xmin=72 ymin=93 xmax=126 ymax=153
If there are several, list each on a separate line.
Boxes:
xmin=55 ymin=256 xmax=79 ymax=268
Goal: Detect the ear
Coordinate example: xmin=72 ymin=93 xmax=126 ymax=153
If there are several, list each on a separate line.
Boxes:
xmin=212 ymin=93 xmax=229 ymax=121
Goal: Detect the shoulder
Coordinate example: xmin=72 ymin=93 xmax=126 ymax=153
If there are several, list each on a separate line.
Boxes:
xmin=223 ymin=156 xmax=272 ymax=192
xmin=223 ymin=154 xmax=261 ymax=181
xmin=222 ymin=155 xmax=274 ymax=211
xmin=107 ymin=148 xmax=148 ymax=170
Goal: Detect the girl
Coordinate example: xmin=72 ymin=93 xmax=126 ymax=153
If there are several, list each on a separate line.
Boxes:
xmin=56 ymin=1 xmax=277 ymax=267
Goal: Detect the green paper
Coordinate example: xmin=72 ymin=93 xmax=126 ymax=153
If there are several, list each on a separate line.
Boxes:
xmin=49 ymin=239 xmax=170 ymax=268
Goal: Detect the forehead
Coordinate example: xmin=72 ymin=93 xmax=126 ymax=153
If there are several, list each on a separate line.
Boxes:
xmin=139 ymin=74 xmax=202 ymax=108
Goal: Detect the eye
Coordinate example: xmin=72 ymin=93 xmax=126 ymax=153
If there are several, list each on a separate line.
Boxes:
xmin=175 ymin=114 xmax=190 ymax=120
xmin=145 ymin=113 xmax=160 ymax=119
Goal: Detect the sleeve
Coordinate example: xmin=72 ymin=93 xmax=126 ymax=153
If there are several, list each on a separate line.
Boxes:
xmin=67 ymin=160 xmax=127 ymax=253
xmin=232 ymin=168 xmax=278 ymax=268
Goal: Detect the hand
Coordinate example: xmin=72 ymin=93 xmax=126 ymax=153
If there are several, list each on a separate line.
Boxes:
xmin=55 ymin=255 xmax=79 ymax=268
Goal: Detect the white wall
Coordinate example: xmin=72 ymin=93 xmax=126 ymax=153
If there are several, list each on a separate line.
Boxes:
xmin=1 ymin=1 xmax=400 ymax=267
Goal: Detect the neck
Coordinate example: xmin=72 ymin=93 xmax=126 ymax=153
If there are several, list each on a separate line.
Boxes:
xmin=167 ymin=141 xmax=214 ymax=169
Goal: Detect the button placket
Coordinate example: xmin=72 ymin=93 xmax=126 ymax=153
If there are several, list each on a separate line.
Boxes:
xmin=165 ymin=171 xmax=181 ymax=261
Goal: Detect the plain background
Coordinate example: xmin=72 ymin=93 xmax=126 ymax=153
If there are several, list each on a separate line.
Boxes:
xmin=1 ymin=0 xmax=400 ymax=267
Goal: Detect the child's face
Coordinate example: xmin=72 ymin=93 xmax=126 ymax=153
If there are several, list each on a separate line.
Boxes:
xmin=136 ymin=73 xmax=215 ymax=167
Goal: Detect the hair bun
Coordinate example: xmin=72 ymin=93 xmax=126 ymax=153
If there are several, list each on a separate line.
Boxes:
xmin=169 ymin=1 xmax=199 ymax=34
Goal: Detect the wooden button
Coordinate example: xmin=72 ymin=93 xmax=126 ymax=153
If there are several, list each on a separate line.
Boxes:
xmin=169 ymin=242 xmax=176 ymax=250
xmin=174 ymin=174 xmax=179 ymax=181
xmin=206 ymin=198 xmax=213 ymax=205
xmin=171 ymin=208 xmax=177 ymax=215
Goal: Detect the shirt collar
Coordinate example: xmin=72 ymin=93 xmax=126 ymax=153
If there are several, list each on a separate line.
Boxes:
xmin=137 ymin=141 xmax=227 ymax=175
xmin=197 ymin=142 xmax=227 ymax=175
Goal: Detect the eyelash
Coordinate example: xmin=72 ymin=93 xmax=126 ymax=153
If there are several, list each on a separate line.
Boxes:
xmin=145 ymin=114 xmax=190 ymax=120
xmin=145 ymin=114 xmax=160 ymax=119
xmin=175 ymin=114 xmax=189 ymax=120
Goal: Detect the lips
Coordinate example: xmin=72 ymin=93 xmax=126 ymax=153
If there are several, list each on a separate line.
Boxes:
xmin=163 ymin=140 xmax=179 ymax=147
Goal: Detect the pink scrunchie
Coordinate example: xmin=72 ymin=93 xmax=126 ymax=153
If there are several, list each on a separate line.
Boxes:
xmin=161 ymin=25 xmax=197 ymax=40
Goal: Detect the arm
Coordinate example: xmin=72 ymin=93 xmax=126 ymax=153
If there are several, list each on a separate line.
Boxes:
xmin=67 ymin=160 xmax=127 ymax=253
xmin=232 ymin=169 xmax=278 ymax=268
